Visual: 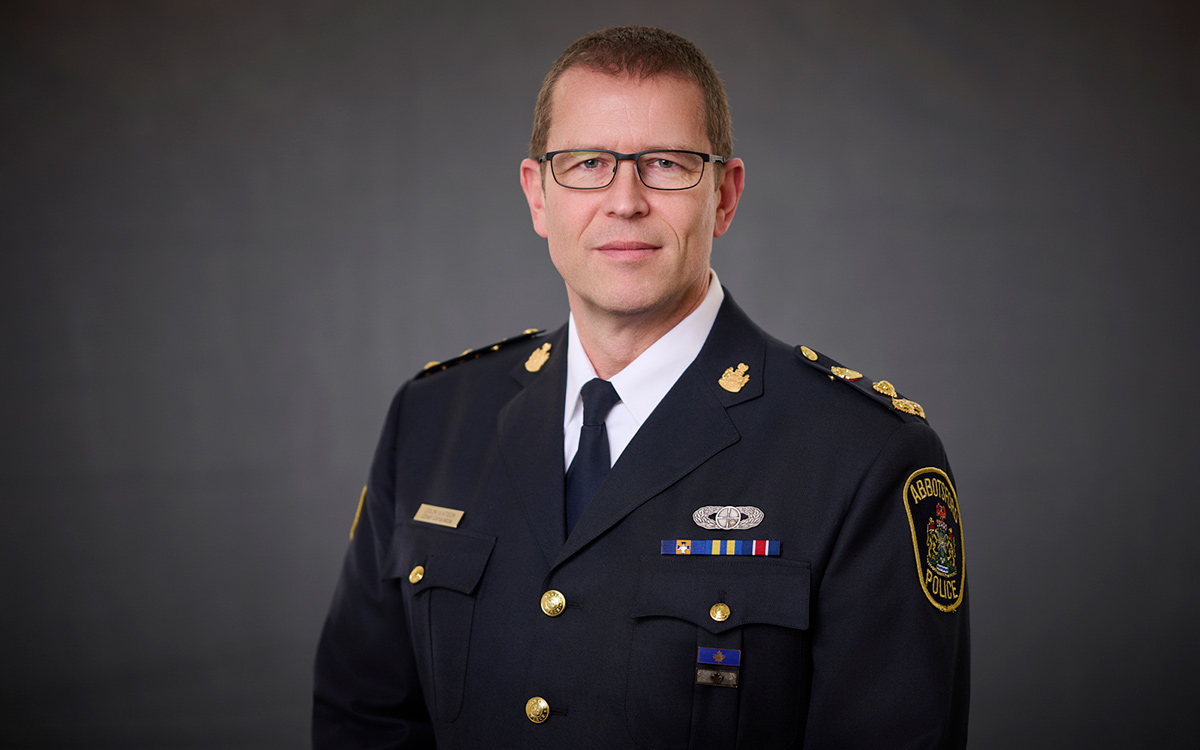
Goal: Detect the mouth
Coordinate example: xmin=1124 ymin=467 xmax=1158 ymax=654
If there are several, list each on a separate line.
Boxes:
xmin=595 ymin=241 xmax=660 ymax=255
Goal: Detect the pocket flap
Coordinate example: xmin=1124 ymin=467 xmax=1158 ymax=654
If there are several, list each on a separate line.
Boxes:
xmin=383 ymin=521 xmax=496 ymax=595
xmin=631 ymin=556 xmax=810 ymax=633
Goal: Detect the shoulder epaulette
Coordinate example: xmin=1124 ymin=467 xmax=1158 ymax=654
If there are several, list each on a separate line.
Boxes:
xmin=415 ymin=328 xmax=545 ymax=379
xmin=795 ymin=344 xmax=927 ymax=420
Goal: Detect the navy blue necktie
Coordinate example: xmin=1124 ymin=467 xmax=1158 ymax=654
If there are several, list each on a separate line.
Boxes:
xmin=565 ymin=378 xmax=621 ymax=535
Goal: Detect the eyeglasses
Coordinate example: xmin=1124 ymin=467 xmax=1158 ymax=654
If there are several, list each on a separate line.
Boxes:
xmin=538 ymin=149 xmax=727 ymax=191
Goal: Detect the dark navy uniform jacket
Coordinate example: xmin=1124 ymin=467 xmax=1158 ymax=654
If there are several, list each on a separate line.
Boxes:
xmin=314 ymin=291 xmax=969 ymax=748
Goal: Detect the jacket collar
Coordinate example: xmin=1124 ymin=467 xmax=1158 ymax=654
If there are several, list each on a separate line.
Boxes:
xmin=496 ymin=290 xmax=767 ymax=570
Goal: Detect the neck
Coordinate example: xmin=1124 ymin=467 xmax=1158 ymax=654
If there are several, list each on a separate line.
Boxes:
xmin=571 ymin=272 xmax=711 ymax=380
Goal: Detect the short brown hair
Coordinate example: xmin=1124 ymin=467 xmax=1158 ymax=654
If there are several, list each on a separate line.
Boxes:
xmin=529 ymin=26 xmax=732 ymax=160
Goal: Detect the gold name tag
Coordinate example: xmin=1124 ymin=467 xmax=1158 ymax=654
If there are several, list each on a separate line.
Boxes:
xmin=413 ymin=503 xmax=464 ymax=528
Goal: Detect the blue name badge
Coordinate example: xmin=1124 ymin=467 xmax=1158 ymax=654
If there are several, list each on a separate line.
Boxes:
xmin=697 ymin=647 xmax=741 ymax=667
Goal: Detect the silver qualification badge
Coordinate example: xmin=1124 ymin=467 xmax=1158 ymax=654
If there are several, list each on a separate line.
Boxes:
xmin=692 ymin=505 xmax=764 ymax=531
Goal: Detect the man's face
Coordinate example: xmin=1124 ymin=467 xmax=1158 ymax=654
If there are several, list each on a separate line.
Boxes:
xmin=520 ymin=68 xmax=743 ymax=327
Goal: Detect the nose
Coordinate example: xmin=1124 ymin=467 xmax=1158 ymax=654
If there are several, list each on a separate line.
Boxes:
xmin=602 ymin=159 xmax=650 ymax=218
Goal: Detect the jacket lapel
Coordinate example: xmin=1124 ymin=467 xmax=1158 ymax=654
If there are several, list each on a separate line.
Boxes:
xmin=555 ymin=292 xmax=767 ymax=566
xmin=496 ymin=326 xmax=569 ymax=568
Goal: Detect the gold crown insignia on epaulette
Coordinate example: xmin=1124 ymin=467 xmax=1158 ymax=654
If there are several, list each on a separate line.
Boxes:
xmin=415 ymin=328 xmax=544 ymax=379
xmin=796 ymin=344 xmax=927 ymax=420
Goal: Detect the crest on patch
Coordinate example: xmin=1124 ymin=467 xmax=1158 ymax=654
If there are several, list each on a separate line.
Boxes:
xmin=902 ymin=467 xmax=965 ymax=612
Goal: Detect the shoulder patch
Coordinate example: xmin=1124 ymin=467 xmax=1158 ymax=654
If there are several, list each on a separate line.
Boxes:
xmin=794 ymin=345 xmax=927 ymax=421
xmin=902 ymin=468 xmax=964 ymax=612
xmin=415 ymin=328 xmax=544 ymax=379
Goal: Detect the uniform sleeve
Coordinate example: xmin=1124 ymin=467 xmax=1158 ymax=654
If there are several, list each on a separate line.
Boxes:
xmin=803 ymin=421 xmax=970 ymax=748
xmin=313 ymin=385 xmax=436 ymax=749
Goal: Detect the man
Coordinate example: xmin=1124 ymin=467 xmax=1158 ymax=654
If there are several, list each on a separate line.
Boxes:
xmin=315 ymin=25 xmax=968 ymax=748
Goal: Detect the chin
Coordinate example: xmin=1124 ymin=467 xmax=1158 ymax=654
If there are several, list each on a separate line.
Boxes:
xmin=587 ymin=286 xmax=677 ymax=319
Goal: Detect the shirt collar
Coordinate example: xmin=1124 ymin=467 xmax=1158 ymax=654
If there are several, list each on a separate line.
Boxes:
xmin=564 ymin=269 xmax=725 ymax=430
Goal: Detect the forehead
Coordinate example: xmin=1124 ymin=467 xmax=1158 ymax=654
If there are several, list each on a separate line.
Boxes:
xmin=547 ymin=67 xmax=709 ymax=150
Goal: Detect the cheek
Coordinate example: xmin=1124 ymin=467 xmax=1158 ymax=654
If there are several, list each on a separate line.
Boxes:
xmin=547 ymin=206 xmax=595 ymax=256
xmin=544 ymin=223 xmax=579 ymax=274
xmin=676 ymin=201 xmax=718 ymax=246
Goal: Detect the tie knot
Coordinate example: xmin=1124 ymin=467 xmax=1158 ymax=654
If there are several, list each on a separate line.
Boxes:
xmin=580 ymin=378 xmax=621 ymax=427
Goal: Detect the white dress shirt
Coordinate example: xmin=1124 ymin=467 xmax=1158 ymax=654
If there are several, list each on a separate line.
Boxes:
xmin=563 ymin=269 xmax=725 ymax=471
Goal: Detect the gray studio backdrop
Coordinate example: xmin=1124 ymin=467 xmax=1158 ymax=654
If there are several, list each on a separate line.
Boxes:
xmin=2 ymin=1 xmax=1197 ymax=747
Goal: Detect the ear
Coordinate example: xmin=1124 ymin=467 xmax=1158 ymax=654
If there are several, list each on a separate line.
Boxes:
xmin=520 ymin=158 xmax=549 ymax=238
xmin=712 ymin=157 xmax=745 ymax=239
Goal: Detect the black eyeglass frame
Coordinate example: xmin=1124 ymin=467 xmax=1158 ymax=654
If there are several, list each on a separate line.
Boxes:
xmin=537 ymin=149 xmax=729 ymax=191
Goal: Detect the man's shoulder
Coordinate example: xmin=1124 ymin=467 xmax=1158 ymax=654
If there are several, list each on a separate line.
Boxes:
xmin=411 ymin=327 xmax=550 ymax=382
xmin=705 ymin=291 xmax=934 ymax=429
xmin=792 ymin=342 xmax=929 ymax=422
xmin=760 ymin=336 xmax=932 ymax=428
xmin=384 ymin=326 xmax=562 ymax=430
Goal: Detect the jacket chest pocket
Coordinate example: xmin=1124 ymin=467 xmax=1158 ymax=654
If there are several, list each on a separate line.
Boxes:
xmin=625 ymin=556 xmax=811 ymax=750
xmin=384 ymin=521 xmax=496 ymax=723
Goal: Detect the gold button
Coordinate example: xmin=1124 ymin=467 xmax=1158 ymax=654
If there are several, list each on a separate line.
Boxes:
xmin=408 ymin=565 xmax=425 ymax=584
xmin=540 ymin=590 xmax=566 ymax=617
xmin=709 ymin=602 xmax=731 ymax=622
xmin=800 ymin=345 xmax=818 ymax=361
xmin=525 ymin=696 xmax=550 ymax=724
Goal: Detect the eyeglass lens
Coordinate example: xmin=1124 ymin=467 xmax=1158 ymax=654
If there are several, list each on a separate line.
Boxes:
xmin=551 ymin=151 xmax=706 ymax=190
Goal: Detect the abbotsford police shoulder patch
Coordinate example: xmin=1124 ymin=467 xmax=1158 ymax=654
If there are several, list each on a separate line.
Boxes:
xmin=902 ymin=467 xmax=965 ymax=612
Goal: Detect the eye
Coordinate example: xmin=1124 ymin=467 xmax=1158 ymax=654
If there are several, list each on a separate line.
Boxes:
xmin=566 ymin=151 xmax=610 ymax=171
xmin=640 ymin=152 xmax=696 ymax=173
